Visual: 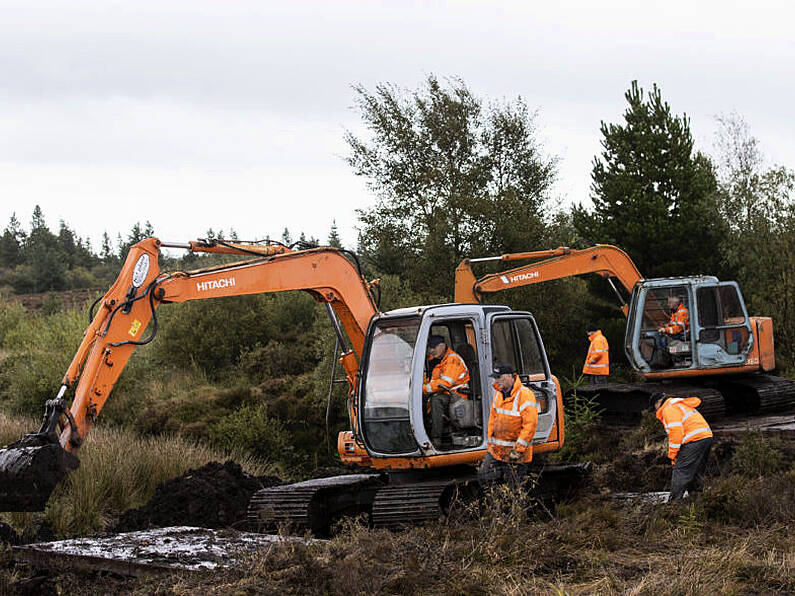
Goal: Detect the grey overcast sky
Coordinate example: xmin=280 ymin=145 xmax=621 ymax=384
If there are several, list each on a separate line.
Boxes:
xmin=1 ymin=0 xmax=793 ymax=249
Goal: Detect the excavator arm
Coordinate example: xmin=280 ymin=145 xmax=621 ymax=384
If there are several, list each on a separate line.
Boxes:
xmin=0 ymin=238 xmax=379 ymax=510
xmin=455 ymin=244 xmax=643 ymax=316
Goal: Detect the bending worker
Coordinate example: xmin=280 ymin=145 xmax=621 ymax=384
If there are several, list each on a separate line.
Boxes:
xmin=423 ymin=335 xmax=469 ymax=443
xmin=583 ymin=322 xmax=609 ymax=384
xmin=651 ymin=392 xmax=713 ymax=501
xmin=479 ymin=363 xmax=538 ymax=487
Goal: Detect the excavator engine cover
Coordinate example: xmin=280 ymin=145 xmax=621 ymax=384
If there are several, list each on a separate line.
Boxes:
xmin=0 ymin=434 xmax=79 ymax=511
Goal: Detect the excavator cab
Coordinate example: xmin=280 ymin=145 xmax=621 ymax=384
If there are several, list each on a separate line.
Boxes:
xmin=625 ymin=277 xmax=754 ymax=373
xmin=356 ymin=304 xmax=560 ymax=462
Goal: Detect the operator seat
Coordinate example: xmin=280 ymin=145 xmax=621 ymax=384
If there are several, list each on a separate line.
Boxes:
xmin=454 ymin=343 xmax=479 ymax=399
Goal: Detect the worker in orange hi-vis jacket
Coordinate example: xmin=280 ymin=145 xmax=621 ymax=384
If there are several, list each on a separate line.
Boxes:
xmin=658 ymin=295 xmax=690 ymax=337
xmin=423 ymin=335 xmax=469 ymax=443
xmin=478 ymin=363 xmax=538 ymax=489
xmin=583 ymin=322 xmax=609 ymax=384
xmin=651 ymin=392 xmax=713 ymax=501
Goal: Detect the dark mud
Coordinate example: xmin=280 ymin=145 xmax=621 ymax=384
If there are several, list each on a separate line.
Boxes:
xmin=116 ymin=461 xmax=281 ymax=532
xmin=0 ymin=521 xmax=19 ymax=545
xmin=595 ymin=448 xmax=671 ymax=492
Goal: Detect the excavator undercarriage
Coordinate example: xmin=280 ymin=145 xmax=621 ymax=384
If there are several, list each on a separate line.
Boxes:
xmin=246 ymin=464 xmax=591 ymax=536
xmin=573 ymin=375 xmax=795 ymax=424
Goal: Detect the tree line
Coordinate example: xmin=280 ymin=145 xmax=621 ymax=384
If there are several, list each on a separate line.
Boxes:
xmin=2 ymin=76 xmax=793 ymax=369
xmin=0 ymin=209 xmax=344 ymax=295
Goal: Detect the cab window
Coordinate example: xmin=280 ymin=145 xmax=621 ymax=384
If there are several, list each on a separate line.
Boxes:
xmin=637 ymin=286 xmax=691 ymax=369
xmin=696 ymin=285 xmax=749 ymax=355
xmin=491 ymin=318 xmax=545 ymax=378
xmin=361 ymin=318 xmax=420 ymax=454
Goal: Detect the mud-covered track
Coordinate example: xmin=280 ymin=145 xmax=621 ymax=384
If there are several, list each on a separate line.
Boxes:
xmin=371 ymin=480 xmax=457 ymax=529
xmin=247 ymin=474 xmax=383 ymax=536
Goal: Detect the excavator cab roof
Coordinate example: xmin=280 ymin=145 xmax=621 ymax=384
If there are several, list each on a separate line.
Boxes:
xmin=635 ymin=275 xmax=720 ymax=288
xmin=377 ymin=303 xmax=512 ymax=319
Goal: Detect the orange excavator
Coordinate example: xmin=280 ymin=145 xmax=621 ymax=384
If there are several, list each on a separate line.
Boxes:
xmin=455 ymin=244 xmax=795 ymax=421
xmin=0 ymin=238 xmax=585 ymax=533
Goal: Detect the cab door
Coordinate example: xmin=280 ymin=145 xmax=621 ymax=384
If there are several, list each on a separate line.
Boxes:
xmin=693 ymin=282 xmax=754 ymax=368
xmin=486 ymin=313 xmax=557 ymax=443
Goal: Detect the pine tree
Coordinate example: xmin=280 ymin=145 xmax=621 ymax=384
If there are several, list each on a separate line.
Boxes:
xmin=23 ymin=206 xmax=67 ymax=291
xmin=328 ymin=220 xmax=343 ymax=248
xmin=281 ymin=228 xmax=292 ymax=245
xmin=57 ymin=220 xmax=77 ymax=267
xmin=30 ymin=205 xmax=46 ymax=231
xmin=118 ymin=223 xmax=147 ymax=261
xmin=575 ymin=81 xmax=724 ymax=277
xmin=100 ymin=232 xmax=115 ymax=262
xmin=0 ymin=214 xmax=24 ymax=267
xmin=7 ymin=213 xmax=25 ymax=244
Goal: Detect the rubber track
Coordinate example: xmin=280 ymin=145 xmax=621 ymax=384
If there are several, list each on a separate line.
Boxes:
xmin=371 ymin=480 xmax=455 ymax=529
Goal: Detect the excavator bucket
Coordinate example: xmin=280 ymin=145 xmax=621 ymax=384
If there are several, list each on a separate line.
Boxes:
xmin=0 ymin=433 xmax=80 ymax=512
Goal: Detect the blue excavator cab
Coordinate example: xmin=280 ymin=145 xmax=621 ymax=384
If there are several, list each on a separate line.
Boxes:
xmin=624 ymin=276 xmax=754 ymax=373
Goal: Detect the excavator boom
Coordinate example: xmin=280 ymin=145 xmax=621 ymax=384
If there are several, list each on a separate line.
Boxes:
xmin=455 ymin=244 xmax=642 ymax=315
xmin=0 ymin=238 xmax=378 ymax=511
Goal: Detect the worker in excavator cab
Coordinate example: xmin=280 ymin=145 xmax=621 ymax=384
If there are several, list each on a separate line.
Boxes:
xmin=479 ymin=364 xmax=538 ymax=488
xmin=651 ymin=392 xmax=713 ymax=501
xmin=583 ymin=322 xmax=609 ymax=384
xmin=423 ymin=335 xmax=470 ymax=444
xmin=658 ymin=295 xmax=690 ymax=340
xmin=652 ymin=295 xmax=690 ymax=368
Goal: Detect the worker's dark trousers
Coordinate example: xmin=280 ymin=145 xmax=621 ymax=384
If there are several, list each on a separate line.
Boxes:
xmin=430 ymin=394 xmax=450 ymax=441
xmin=478 ymin=453 xmax=529 ymax=490
xmin=588 ymin=374 xmax=608 ymax=385
xmin=669 ymin=437 xmax=713 ymax=501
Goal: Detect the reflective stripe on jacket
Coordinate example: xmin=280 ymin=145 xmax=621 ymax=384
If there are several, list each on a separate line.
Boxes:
xmin=656 ymin=397 xmax=712 ymax=461
xmin=663 ymin=304 xmax=690 ymax=335
xmin=486 ymin=375 xmax=538 ymax=463
xmin=424 ymin=347 xmax=470 ymax=399
xmin=583 ymin=330 xmax=609 ymax=376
